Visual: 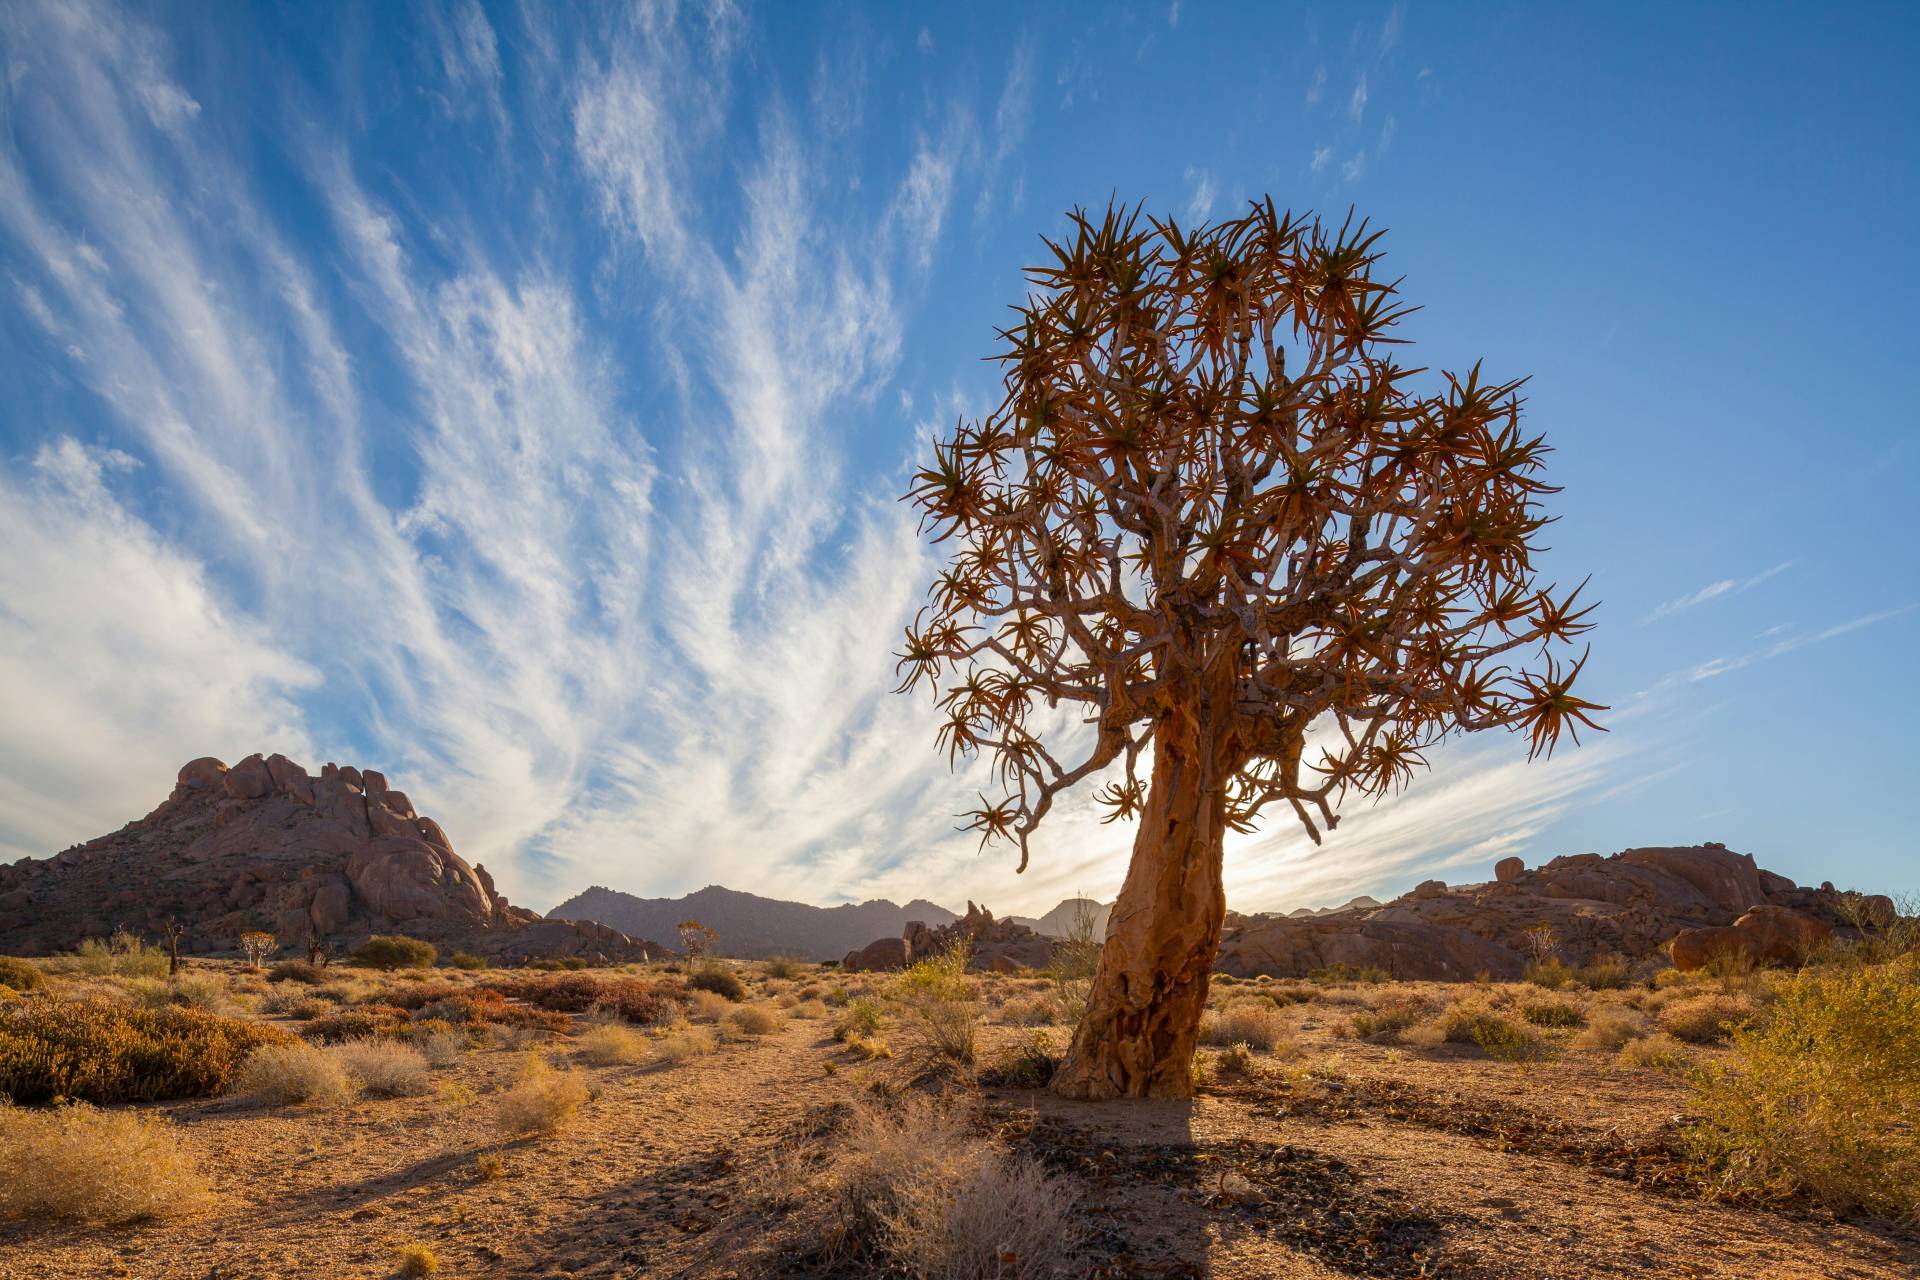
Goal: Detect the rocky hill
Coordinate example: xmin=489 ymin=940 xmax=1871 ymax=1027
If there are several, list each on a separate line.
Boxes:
xmin=1009 ymin=897 xmax=1111 ymax=940
xmin=1217 ymin=843 xmax=1875 ymax=981
xmin=0 ymin=754 xmax=664 ymax=964
xmin=548 ymin=884 xmax=960 ymax=961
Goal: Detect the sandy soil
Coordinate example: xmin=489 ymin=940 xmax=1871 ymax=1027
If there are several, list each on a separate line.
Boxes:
xmin=2 ymin=968 xmax=1916 ymax=1280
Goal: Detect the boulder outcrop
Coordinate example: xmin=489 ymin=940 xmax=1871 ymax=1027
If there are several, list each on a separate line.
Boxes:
xmin=0 ymin=754 xmax=666 ymax=963
xmin=841 ymin=901 xmax=1055 ymax=974
xmin=1669 ymin=904 xmax=1832 ymax=970
xmin=1216 ymin=843 xmax=1865 ymax=981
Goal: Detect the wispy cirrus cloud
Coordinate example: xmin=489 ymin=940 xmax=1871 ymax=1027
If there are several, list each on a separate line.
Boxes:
xmin=1642 ymin=558 xmax=1798 ymax=624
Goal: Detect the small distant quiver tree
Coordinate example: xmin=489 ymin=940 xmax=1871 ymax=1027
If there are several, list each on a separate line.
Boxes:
xmin=899 ymin=201 xmax=1603 ymax=1098
xmin=237 ymin=930 xmax=278 ymax=972
xmin=677 ymin=919 xmax=718 ymax=962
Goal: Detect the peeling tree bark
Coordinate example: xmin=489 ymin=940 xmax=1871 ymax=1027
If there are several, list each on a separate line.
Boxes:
xmin=1052 ymin=678 xmax=1240 ymax=1100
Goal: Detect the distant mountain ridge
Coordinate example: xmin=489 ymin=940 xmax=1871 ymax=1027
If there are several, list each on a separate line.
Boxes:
xmin=547 ymin=884 xmax=962 ymax=960
xmin=1009 ymin=897 xmax=1111 ymax=940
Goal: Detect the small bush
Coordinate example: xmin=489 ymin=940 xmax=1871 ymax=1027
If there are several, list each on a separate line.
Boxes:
xmin=996 ymin=993 xmax=1060 ymax=1027
xmin=448 ymin=952 xmax=488 ymax=970
xmin=1616 ymin=1032 xmax=1693 ymax=1072
xmin=1685 ymin=963 xmax=1920 ymax=1219
xmin=725 ymin=1004 xmax=782 ymax=1037
xmin=0 ymin=1103 xmax=211 ymax=1223
xmin=335 ymin=1038 xmax=433 ymax=1097
xmin=765 ymin=956 xmax=797 ymax=979
xmin=1520 ymin=993 xmax=1587 ymax=1028
xmin=485 ymin=973 xmax=670 ymax=1022
xmin=977 ymin=1030 xmax=1058 ymax=1089
xmin=1345 ymin=993 xmax=1431 ymax=1043
xmin=0 ymin=956 xmax=46 ymax=993
xmin=1308 ymin=963 xmax=1389 ymax=984
xmin=1524 ymin=957 xmax=1576 ymax=990
xmin=301 ymin=1005 xmax=409 ymax=1043
xmin=354 ymin=935 xmax=438 ymax=970
xmin=412 ymin=1025 xmax=468 ymax=1067
xmin=576 ymin=1023 xmax=647 ymax=1065
xmin=495 ymin=1055 xmax=589 ymax=1136
xmin=1474 ymin=1014 xmax=1554 ymax=1065
xmin=653 ymin=1020 xmax=720 ymax=1063
xmin=0 ymin=999 xmax=296 ymax=1104
xmin=689 ymin=965 xmax=747 ymax=1002
xmin=1201 ymin=1001 xmax=1293 ymax=1052
xmin=834 ymin=995 xmax=885 ymax=1043
xmin=55 ymin=933 xmax=171 ymax=979
xmin=235 ymin=1041 xmax=357 ymax=1105
xmin=791 ymin=998 xmax=828 ymax=1020
xmin=1576 ymin=955 xmax=1633 ymax=989
xmin=395 ymin=1242 xmax=441 ymax=1277
xmin=1572 ymin=1004 xmax=1649 ymax=1051
xmin=818 ymin=1098 xmax=1079 ymax=1275
xmin=1660 ymin=993 xmax=1755 ymax=1045
xmin=267 ymin=960 xmax=325 ymax=985
xmin=892 ymin=941 xmax=978 ymax=1066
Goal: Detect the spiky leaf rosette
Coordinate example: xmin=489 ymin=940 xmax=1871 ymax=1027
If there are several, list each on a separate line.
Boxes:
xmin=899 ymin=201 xmax=1602 ymax=870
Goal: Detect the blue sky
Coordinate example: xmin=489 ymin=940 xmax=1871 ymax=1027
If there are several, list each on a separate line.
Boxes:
xmin=1 ymin=0 xmax=1914 ymax=916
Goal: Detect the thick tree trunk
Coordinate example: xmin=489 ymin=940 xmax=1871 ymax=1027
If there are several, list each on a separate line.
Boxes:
xmin=1052 ymin=690 xmax=1239 ymax=1100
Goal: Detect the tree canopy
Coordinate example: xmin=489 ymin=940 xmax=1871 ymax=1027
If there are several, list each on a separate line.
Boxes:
xmin=898 ymin=201 xmax=1603 ymax=868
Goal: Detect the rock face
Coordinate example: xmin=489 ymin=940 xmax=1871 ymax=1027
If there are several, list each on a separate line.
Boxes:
xmin=842 ymin=901 xmax=1055 ymax=974
xmin=0 ymin=754 xmax=665 ymax=963
xmin=1669 ymin=904 xmax=1833 ymax=971
xmin=1216 ymin=843 xmax=1863 ymax=981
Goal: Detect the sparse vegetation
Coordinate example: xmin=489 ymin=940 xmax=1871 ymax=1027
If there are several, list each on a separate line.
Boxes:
xmin=0 ymin=1102 xmax=212 ymax=1224
xmin=1345 ymin=992 xmax=1432 ymax=1043
xmin=0 ymin=998 xmax=296 ymax=1104
xmin=652 ymin=1019 xmax=720 ymax=1063
xmin=395 ymin=1242 xmax=441 ymax=1277
xmin=1520 ymin=992 xmax=1587 ymax=1028
xmin=725 ymin=1004 xmax=782 ymax=1037
xmin=576 ymin=1022 xmax=647 ymax=1065
xmin=52 ymin=932 xmax=171 ymax=979
xmin=266 ymin=959 xmax=325 ymax=985
xmin=448 ymin=951 xmax=488 ymax=970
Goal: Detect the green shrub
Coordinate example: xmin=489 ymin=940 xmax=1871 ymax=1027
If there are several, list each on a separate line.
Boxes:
xmin=1685 ymin=963 xmax=1920 ymax=1220
xmin=0 ymin=999 xmax=296 ymax=1104
xmin=1473 ymin=1014 xmax=1555 ymax=1066
xmin=689 ymin=965 xmax=747 ymax=1002
xmin=834 ymin=995 xmax=885 ymax=1043
xmin=1308 ymin=963 xmax=1389 ymax=984
xmin=0 ymin=956 xmax=46 ymax=993
xmin=1576 ymin=955 xmax=1633 ymax=989
xmin=1345 ymin=993 xmax=1432 ymax=1043
xmin=892 ymin=940 xmax=978 ymax=1066
xmin=1660 ymin=992 xmax=1755 ymax=1045
xmin=1524 ymin=957 xmax=1576 ymax=990
xmin=765 ymin=956 xmax=797 ymax=979
xmin=267 ymin=960 xmax=325 ymax=985
xmin=447 ymin=952 xmax=488 ymax=971
xmin=353 ymin=935 xmax=438 ymax=970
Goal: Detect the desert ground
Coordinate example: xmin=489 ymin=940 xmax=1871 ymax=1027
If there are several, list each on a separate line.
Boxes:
xmin=1 ymin=946 xmax=1915 ymax=1280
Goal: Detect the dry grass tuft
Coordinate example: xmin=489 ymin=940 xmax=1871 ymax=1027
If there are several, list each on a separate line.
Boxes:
xmin=652 ymin=1019 xmax=720 ymax=1064
xmin=1615 ymin=1032 xmax=1693 ymax=1072
xmin=1571 ymin=1004 xmax=1650 ymax=1051
xmin=0 ymin=1102 xmax=212 ymax=1223
xmin=725 ymin=1004 xmax=784 ymax=1037
xmin=235 ymin=1041 xmax=357 ymax=1106
xmin=494 ymin=1054 xmax=590 ymax=1136
xmin=334 ymin=1038 xmax=433 ymax=1097
xmin=892 ymin=942 xmax=979 ymax=1067
xmin=394 ymin=1242 xmax=441 ymax=1276
xmin=1200 ymin=1001 xmax=1293 ymax=1052
xmin=1659 ymin=992 xmax=1756 ymax=1045
xmin=813 ymin=1097 xmax=1079 ymax=1277
xmin=576 ymin=1022 xmax=648 ymax=1065
xmin=1344 ymin=992 xmax=1432 ymax=1043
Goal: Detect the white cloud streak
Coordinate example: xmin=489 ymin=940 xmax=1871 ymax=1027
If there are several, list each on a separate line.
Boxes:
xmin=1642 ymin=558 xmax=1797 ymax=624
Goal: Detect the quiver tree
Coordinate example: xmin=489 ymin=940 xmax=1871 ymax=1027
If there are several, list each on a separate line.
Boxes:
xmin=677 ymin=919 xmax=718 ymax=961
xmin=237 ymin=930 xmax=278 ymax=971
xmin=898 ymin=201 xmax=1602 ymax=1099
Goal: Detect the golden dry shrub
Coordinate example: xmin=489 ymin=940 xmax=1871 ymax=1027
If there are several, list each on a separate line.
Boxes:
xmin=334 ymin=1038 xmax=433 ymax=1097
xmin=1686 ymin=963 xmax=1920 ymax=1221
xmin=891 ymin=942 xmax=979 ymax=1066
xmin=575 ymin=1022 xmax=647 ymax=1065
xmin=235 ymin=1040 xmax=357 ymax=1105
xmin=995 ymin=993 xmax=1060 ymax=1027
xmin=0 ymin=998 xmax=296 ymax=1104
xmin=652 ymin=1019 xmax=720 ymax=1063
xmin=1344 ymin=992 xmax=1433 ymax=1043
xmin=1659 ymin=992 xmax=1756 ymax=1045
xmin=1615 ymin=1032 xmax=1692 ymax=1072
xmin=1199 ymin=1001 xmax=1292 ymax=1052
xmin=725 ymin=1004 xmax=783 ymax=1037
xmin=0 ymin=1102 xmax=212 ymax=1224
xmin=1571 ymin=1004 xmax=1650 ymax=1051
xmin=0 ymin=956 xmax=46 ymax=993
xmin=820 ymin=1097 xmax=1078 ymax=1277
xmin=394 ymin=1242 xmax=441 ymax=1277
xmin=494 ymin=1054 xmax=589 ymax=1136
